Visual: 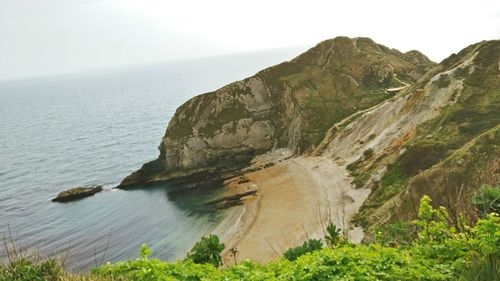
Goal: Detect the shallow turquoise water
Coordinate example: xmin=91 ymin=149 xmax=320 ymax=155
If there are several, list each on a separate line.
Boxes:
xmin=0 ymin=48 xmax=304 ymax=270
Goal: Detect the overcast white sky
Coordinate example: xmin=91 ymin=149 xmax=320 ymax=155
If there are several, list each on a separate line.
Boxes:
xmin=1 ymin=0 xmax=499 ymax=80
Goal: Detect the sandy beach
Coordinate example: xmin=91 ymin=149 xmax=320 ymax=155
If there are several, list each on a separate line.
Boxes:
xmin=214 ymin=154 xmax=370 ymax=265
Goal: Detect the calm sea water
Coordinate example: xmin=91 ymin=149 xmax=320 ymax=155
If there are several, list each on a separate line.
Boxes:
xmin=0 ymin=48 xmax=303 ymax=271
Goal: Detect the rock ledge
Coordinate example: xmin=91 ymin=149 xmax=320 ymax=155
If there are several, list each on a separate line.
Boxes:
xmin=52 ymin=186 xmax=103 ymax=203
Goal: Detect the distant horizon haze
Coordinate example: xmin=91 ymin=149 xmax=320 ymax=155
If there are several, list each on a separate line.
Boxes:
xmin=0 ymin=45 xmax=308 ymax=82
xmin=1 ymin=0 xmax=499 ymax=80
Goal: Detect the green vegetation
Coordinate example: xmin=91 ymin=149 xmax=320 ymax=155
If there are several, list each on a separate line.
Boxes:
xmin=283 ymin=239 xmax=323 ymax=261
xmin=325 ymin=223 xmax=343 ymax=248
xmin=370 ymin=220 xmax=414 ymax=247
xmin=357 ymin=124 xmax=499 ymax=228
xmin=354 ymin=163 xmax=409 ymax=226
xmin=346 ymin=149 xmax=374 ymax=176
xmin=2 ymin=195 xmax=499 ymax=280
xmin=0 ymin=258 xmax=62 ymax=281
xmin=253 ymin=37 xmax=431 ymax=153
xmin=337 ymin=111 xmax=365 ymax=131
xmin=399 ymin=141 xmax=448 ymax=176
xmin=92 ymin=196 xmax=500 ymax=280
xmin=185 ymin=234 xmax=225 ymax=267
xmin=346 ymin=147 xmax=376 ymax=189
xmin=472 ymin=185 xmax=500 ymax=217
xmin=346 ymin=159 xmax=362 ymax=173
xmin=437 ymin=74 xmax=451 ymax=88
xmin=139 ymin=244 xmax=152 ymax=260
xmin=2 ymin=39 xmax=499 ymax=281
xmin=353 ymin=40 xmax=500 ymax=227
xmin=352 ymin=172 xmax=371 ymax=189
xmin=363 ymin=148 xmax=374 ymax=159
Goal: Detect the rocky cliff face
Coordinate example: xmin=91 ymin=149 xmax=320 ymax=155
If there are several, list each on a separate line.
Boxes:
xmin=119 ymin=37 xmax=499 ymax=233
xmin=324 ymin=39 xmax=500 ymax=227
xmin=118 ymin=36 xmax=435 ymax=188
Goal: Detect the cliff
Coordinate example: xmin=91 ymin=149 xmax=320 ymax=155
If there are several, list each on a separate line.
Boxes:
xmin=330 ymin=39 xmax=500 ymax=226
xmin=118 ymin=36 xmax=435 ymax=188
xmin=119 ymin=37 xmax=499 ymax=232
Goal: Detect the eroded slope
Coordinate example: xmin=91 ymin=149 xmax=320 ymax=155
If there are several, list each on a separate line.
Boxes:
xmin=119 ymin=37 xmax=434 ymax=188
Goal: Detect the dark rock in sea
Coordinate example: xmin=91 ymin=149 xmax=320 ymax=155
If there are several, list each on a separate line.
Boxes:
xmin=52 ymin=186 xmax=103 ymax=202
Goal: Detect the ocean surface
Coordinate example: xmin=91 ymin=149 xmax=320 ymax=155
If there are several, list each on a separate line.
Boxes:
xmin=0 ymin=48 xmax=304 ymax=271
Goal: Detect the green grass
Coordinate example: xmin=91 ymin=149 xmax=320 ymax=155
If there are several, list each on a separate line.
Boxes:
xmin=353 ymin=163 xmax=409 ymax=226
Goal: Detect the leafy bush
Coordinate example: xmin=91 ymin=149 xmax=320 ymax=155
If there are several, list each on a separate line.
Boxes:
xmin=472 ymin=184 xmax=500 ymax=216
xmin=2 ymin=195 xmax=499 ymax=281
xmin=325 ymin=223 xmax=342 ymax=248
xmin=139 ymin=243 xmax=152 ymax=260
xmin=472 ymin=213 xmax=500 ymax=256
xmin=283 ymin=239 xmax=323 ymax=261
xmin=186 ymin=234 xmax=225 ymax=267
xmin=413 ymin=195 xmax=453 ymax=244
xmin=92 ymin=199 xmax=499 ymax=280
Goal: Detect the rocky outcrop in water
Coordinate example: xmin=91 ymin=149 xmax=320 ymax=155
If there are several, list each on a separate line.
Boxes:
xmin=118 ymin=36 xmax=434 ymax=188
xmin=52 ymin=186 xmax=103 ymax=202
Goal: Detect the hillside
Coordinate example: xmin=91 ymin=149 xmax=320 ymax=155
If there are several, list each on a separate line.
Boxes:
xmin=114 ymin=37 xmax=500 ymax=255
xmin=118 ymin=36 xmax=435 ymax=188
xmin=342 ymin=40 xmax=500 ymax=228
xmin=2 ymin=37 xmax=499 ymax=281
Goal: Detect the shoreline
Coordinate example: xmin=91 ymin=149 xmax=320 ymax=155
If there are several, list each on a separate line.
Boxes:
xmin=213 ymin=154 xmax=371 ymax=264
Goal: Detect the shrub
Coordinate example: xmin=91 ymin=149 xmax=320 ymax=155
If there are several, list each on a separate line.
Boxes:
xmin=458 ymin=213 xmax=500 ymax=280
xmin=186 ymin=234 xmax=225 ymax=267
xmin=283 ymin=239 xmax=323 ymax=261
xmin=324 ymin=223 xmax=342 ymax=248
xmin=346 ymin=158 xmax=361 ymax=172
xmin=363 ymin=148 xmax=374 ymax=159
xmin=139 ymin=243 xmax=152 ymax=260
xmin=2 ymin=195 xmax=498 ymax=281
xmin=92 ymin=197 xmax=500 ymax=280
xmin=413 ymin=195 xmax=453 ymax=243
xmin=472 ymin=184 xmax=500 ymax=217
xmin=472 ymin=213 xmax=500 ymax=256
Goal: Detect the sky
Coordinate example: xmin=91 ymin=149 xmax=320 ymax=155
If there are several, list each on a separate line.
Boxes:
xmin=1 ymin=0 xmax=499 ymax=80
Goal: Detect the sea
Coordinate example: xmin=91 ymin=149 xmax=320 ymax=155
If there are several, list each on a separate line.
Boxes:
xmin=0 ymin=48 xmax=304 ymax=271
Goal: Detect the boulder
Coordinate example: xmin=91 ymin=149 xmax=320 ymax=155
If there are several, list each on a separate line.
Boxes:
xmin=52 ymin=186 xmax=103 ymax=202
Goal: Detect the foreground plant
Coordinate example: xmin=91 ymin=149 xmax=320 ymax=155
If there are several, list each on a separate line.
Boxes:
xmin=2 ymin=195 xmax=498 ymax=280
xmin=185 ymin=234 xmax=225 ymax=267
xmin=472 ymin=184 xmax=500 ymax=217
xmin=93 ymin=195 xmax=499 ymax=280
xmin=283 ymin=238 xmax=323 ymax=261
